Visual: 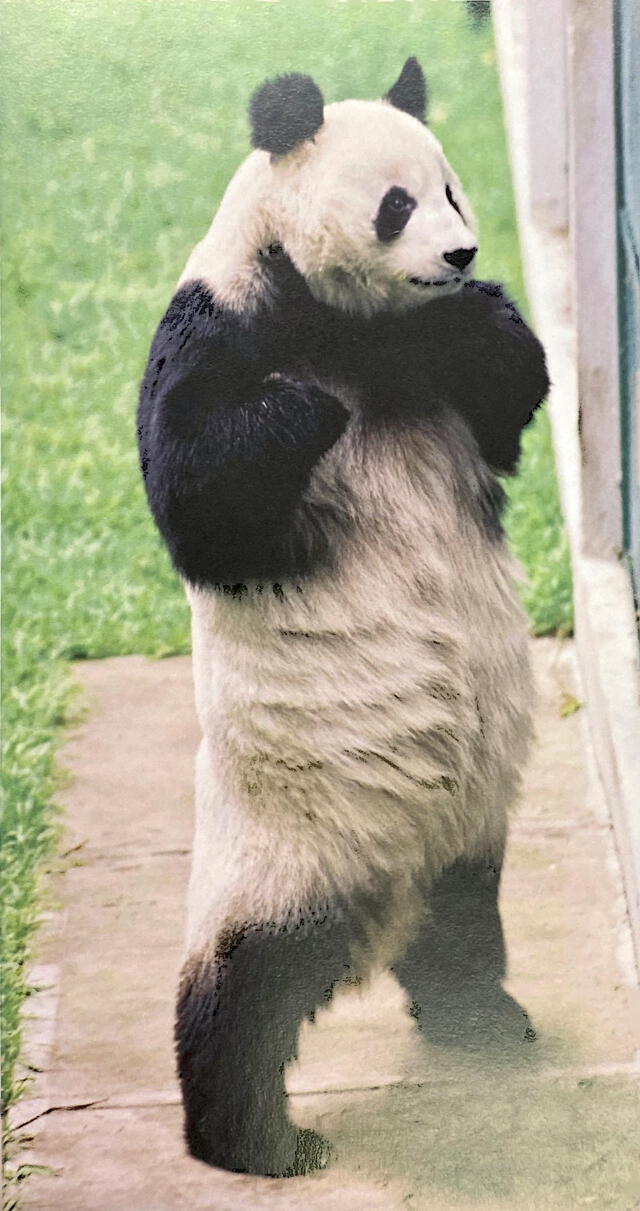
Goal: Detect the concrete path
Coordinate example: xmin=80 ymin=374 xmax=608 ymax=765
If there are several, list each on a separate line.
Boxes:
xmin=11 ymin=641 xmax=640 ymax=1210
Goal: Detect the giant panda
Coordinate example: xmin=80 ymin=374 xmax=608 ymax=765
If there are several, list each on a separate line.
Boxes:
xmin=137 ymin=58 xmax=549 ymax=1178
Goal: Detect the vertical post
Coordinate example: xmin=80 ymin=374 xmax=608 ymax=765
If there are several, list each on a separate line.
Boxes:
xmin=525 ymin=0 xmax=569 ymax=231
xmin=567 ymin=0 xmax=622 ymax=557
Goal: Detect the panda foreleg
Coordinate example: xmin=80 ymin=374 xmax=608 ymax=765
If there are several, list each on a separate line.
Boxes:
xmin=137 ymin=280 xmax=349 ymax=588
xmin=398 ymin=279 xmax=550 ymax=473
xmin=175 ymin=909 xmax=353 ymax=1176
xmin=393 ymin=850 xmax=535 ymax=1051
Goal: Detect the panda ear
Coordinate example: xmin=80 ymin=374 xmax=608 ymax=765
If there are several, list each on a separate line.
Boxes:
xmin=384 ymin=57 xmax=428 ymax=123
xmin=250 ymin=73 xmax=325 ymax=156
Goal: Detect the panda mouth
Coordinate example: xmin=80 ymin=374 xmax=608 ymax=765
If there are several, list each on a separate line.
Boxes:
xmin=408 ymin=274 xmax=462 ymax=289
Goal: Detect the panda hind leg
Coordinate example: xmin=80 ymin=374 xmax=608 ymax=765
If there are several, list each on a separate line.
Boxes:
xmin=392 ymin=852 xmax=535 ymax=1052
xmin=175 ymin=907 xmax=354 ymax=1177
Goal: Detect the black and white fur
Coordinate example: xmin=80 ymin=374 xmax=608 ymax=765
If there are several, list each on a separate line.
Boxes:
xmin=138 ymin=60 xmax=548 ymax=1177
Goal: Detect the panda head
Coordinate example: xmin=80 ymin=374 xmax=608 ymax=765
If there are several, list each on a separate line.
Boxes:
xmin=249 ymin=59 xmax=477 ymax=316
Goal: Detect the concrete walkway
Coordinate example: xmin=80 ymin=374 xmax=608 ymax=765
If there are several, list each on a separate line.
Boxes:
xmin=11 ymin=641 xmax=640 ymax=1210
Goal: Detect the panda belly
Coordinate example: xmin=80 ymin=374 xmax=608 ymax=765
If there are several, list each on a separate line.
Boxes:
xmin=185 ymin=415 xmax=533 ymax=954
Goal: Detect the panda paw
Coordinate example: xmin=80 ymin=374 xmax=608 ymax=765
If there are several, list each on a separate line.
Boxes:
xmin=200 ymin=1124 xmax=332 ymax=1178
xmin=417 ymin=988 xmax=536 ymax=1056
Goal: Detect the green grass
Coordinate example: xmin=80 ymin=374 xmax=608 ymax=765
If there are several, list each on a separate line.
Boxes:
xmin=1 ymin=0 xmax=572 ymax=1151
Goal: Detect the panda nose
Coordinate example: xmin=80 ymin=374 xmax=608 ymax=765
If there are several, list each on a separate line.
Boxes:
xmin=443 ymin=246 xmax=477 ymax=272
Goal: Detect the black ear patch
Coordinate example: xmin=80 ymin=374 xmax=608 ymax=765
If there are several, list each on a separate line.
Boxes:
xmin=385 ymin=57 xmax=428 ymax=123
xmin=250 ymin=73 xmax=325 ymax=156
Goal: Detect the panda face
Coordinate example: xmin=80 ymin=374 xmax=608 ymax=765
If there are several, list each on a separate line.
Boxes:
xmin=269 ymin=99 xmax=477 ymax=315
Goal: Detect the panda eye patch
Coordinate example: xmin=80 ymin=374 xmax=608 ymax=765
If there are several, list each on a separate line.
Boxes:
xmin=375 ymin=186 xmax=417 ymax=242
xmin=446 ymin=183 xmax=464 ymax=219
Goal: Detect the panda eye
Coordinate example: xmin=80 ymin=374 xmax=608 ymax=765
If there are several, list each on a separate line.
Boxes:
xmin=375 ymin=186 xmax=417 ymax=242
xmin=446 ymin=183 xmax=464 ymax=219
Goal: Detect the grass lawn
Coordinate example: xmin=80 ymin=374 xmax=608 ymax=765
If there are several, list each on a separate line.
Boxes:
xmin=1 ymin=0 xmax=572 ymax=1159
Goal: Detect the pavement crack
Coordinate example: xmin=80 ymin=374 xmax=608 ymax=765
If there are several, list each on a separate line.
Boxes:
xmin=14 ymin=1098 xmax=109 ymax=1130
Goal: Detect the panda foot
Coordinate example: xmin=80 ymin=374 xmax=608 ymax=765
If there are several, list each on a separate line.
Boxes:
xmin=417 ymin=988 xmax=536 ymax=1055
xmin=193 ymin=1125 xmax=331 ymax=1178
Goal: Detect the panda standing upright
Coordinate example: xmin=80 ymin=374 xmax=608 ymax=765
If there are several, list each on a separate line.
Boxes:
xmin=138 ymin=59 xmax=548 ymax=1178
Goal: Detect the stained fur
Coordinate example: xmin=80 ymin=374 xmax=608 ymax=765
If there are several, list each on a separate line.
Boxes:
xmin=183 ymin=413 xmax=533 ymax=958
